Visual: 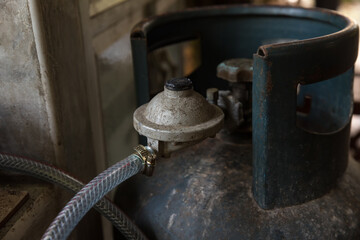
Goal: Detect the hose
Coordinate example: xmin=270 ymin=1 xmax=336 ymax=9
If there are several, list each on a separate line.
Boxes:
xmin=41 ymin=152 xmax=148 ymax=240
xmin=0 ymin=153 xmax=147 ymax=240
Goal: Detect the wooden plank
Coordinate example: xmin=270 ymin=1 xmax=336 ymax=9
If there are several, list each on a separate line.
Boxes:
xmin=0 ymin=190 xmax=29 ymax=228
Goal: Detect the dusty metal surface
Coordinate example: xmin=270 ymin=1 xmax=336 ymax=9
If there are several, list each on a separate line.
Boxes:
xmin=130 ymin=4 xmax=358 ymax=209
xmin=115 ymin=136 xmax=360 ymax=240
xmin=125 ymin=5 xmax=360 ymax=239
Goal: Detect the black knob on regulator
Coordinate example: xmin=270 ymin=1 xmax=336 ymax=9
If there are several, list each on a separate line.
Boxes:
xmin=165 ymin=77 xmax=193 ymax=91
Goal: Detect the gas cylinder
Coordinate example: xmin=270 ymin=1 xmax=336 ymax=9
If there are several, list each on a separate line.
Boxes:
xmin=115 ymin=5 xmax=360 ymax=239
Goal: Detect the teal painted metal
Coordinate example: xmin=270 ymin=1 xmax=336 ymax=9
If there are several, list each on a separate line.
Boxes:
xmin=123 ymin=5 xmax=360 ymax=239
xmin=252 ymin=10 xmax=358 ymax=209
xmin=131 ymin=5 xmax=358 ymax=209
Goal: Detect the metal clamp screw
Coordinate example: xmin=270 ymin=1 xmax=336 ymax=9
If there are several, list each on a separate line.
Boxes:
xmin=134 ymin=145 xmax=157 ymax=176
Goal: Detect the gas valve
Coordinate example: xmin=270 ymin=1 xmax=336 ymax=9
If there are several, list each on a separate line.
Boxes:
xmin=215 ymin=58 xmax=253 ymax=132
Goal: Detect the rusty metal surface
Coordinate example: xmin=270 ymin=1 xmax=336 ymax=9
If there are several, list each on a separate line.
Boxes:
xmin=126 ymin=5 xmax=360 ymax=239
xmin=130 ymin=4 xmax=358 ymax=209
xmin=115 ymin=136 xmax=360 ymax=240
xmin=252 ymin=9 xmax=357 ymax=207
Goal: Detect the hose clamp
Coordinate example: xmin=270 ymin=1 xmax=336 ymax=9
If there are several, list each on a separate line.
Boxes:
xmin=134 ymin=145 xmax=156 ymax=176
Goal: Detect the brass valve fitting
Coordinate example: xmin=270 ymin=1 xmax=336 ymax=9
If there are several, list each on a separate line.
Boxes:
xmin=133 ymin=145 xmax=157 ymax=176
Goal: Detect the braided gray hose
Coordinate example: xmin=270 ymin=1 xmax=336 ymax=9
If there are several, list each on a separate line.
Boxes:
xmin=42 ymin=154 xmax=145 ymax=240
xmin=0 ymin=153 xmax=147 ymax=240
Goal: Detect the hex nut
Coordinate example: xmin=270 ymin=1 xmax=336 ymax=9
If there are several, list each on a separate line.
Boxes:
xmin=217 ymin=58 xmax=253 ymax=83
